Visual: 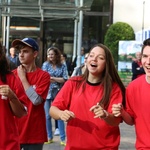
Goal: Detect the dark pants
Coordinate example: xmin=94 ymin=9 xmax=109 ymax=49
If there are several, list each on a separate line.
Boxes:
xmin=20 ymin=143 xmax=43 ymax=150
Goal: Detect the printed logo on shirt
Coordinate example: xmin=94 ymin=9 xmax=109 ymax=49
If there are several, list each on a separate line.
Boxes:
xmin=33 ymin=85 xmax=36 ymax=89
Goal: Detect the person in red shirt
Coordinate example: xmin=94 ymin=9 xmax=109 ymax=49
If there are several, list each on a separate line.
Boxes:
xmin=50 ymin=43 xmax=125 ymax=150
xmin=0 ymin=42 xmax=27 ymax=150
xmin=112 ymin=38 xmax=150 ymax=149
xmin=11 ymin=38 xmax=50 ymax=150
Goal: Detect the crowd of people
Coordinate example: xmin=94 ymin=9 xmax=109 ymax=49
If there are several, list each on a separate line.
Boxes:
xmin=1 ymin=37 xmax=150 ymax=149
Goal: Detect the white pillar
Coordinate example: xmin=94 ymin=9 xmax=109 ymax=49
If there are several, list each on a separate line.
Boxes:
xmin=6 ymin=0 xmax=11 ymax=56
xmin=72 ymin=18 xmax=78 ymax=62
xmin=2 ymin=16 xmax=6 ymax=47
xmin=6 ymin=15 xmax=10 ymax=55
xmin=77 ymin=0 xmax=83 ymax=67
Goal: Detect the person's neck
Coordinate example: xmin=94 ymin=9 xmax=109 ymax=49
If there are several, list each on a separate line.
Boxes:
xmin=22 ymin=64 xmax=37 ymax=72
xmin=61 ymin=60 xmax=65 ymax=63
xmin=51 ymin=61 xmax=57 ymax=69
xmin=81 ymin=65 xmax=86 ymax=73
xmin=88 ymin=74 xmax=102 ymax=84
xmin=11 ymin=54 xmax=15 ymax=58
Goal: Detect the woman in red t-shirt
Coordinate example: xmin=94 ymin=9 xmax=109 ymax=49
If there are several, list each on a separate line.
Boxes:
xmin=50 ymin=43 xmax=125 ymax=150
xmin=0 ymin=42 xmax=27 ymax=150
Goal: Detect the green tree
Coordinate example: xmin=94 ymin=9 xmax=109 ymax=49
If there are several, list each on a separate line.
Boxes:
xmin=104 ymin=22 xmax=135 ymax=65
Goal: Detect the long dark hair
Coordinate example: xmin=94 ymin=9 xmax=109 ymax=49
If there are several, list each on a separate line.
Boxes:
xmin=72 ymin=43 xmax=125 ymax=109
xmin=0 ymin=43 xmax=11 ymax=83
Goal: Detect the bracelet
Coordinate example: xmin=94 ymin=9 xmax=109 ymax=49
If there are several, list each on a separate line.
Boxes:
xmin=102 ymin=110 xmax=109 ymax=119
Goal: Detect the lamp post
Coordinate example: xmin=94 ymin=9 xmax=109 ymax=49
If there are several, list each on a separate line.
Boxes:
xmin=142 ymin=0 xmax=145 ymax=41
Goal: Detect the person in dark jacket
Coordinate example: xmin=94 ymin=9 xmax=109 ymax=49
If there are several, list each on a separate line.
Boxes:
xmin=131 ymin=51 xmax=145 ymax=80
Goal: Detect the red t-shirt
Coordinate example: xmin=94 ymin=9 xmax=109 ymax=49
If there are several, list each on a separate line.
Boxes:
xmin=52 ymin=77 xmax=123 ymax=150
xmin=13 ymin=68 xmax=50 ymax=144
xmin=126 ymin=75 xmax=150 ymax=149
xmin=0 ymin=73 xmax=26 ymax=150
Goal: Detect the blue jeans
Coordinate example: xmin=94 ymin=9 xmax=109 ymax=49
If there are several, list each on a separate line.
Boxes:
xmin=58 ymin=120 xmax=66 ymax=141
xmin=44 ymin=99 xmax=66 ymax=141
xmin=44 ymin=99 xmax=53 ymax=140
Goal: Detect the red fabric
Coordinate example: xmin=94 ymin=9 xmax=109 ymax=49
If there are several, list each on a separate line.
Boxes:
xmin=52 ymin=77 xmax=123 ymax=150
xmin=137 ymin=61 xmax=143 ymax=78
xmin=13 ymin=68 xmax=50 ymax=144
xmin=136 ymin=61 xmax=142 ymax=67
xmin=0 ymin=73 xmax=25 ymax=150
xmin=126 ymin=75 xmax=150 ymax=149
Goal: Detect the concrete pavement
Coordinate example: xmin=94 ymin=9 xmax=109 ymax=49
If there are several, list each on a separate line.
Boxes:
xmin=43 ymin=121 xmax=136 ymax=150
xmin=119 ymin=122 xmax=136 ymax=150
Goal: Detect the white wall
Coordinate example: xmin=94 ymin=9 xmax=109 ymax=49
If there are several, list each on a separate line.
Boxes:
xmin=114 ymin=0 xmax=150 ymax=32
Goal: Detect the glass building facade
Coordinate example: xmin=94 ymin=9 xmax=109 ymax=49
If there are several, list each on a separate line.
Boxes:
xmin=0 ymin=0 xmax=113 ymax=66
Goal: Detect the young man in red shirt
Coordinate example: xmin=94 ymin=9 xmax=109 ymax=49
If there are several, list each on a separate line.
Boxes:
xmin=113 ymin=38 xmax=150 ymax=149
xmin=12 ymin=38 xmax=50 ymax=150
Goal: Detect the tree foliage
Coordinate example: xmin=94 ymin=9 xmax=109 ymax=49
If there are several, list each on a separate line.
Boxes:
xmin=104 ymin=22 xmax=135 ymax=65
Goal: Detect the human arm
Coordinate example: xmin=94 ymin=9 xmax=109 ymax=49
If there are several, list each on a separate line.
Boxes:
xmin=90 ymin=103 xmax=122 ymax=126
xmin=51 ymin=64 xmax=68 ymax=83
xmin=112 ymin=103 xmax=134 ymax=125
xmin=89 ymin=83 xmax=126 ymax=126
xmin=50 ymin=106 xmax=75 ymax=122
xmin=50 ymin=78 xmax=76 ymax=121
xmin=17 ymin=65 xmax=44 ymax=105
xmin=113 ymin=84 xmax=135 ymax=125
xmin=42 ymin=62 xmax=65 ymax=83
xmin=50 ymin=76 xmax=65 ymax=83
xmin=0 ymin=85 xmax=27 ymax=118
xmin=25 ymin=86 xmax=43 ymax=105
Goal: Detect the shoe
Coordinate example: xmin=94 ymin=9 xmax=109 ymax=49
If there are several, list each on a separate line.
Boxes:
xmin=44 ymin=139 xmax=53 ymax=144
xmin=60 ymin=141 xmax=66 ymax=146
xmin=54 ymin=128 xmax=60 ymax=136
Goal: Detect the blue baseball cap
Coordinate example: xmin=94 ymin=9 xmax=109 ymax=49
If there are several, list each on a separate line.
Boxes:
xmin=12 ymin=38 xmax=39 ymax=51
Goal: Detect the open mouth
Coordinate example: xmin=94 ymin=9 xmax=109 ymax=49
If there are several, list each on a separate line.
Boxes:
xmin=146 ymin=66 xmax=150 ymax=70
xmin=90 ymin=63 xmax=97 ymax=67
